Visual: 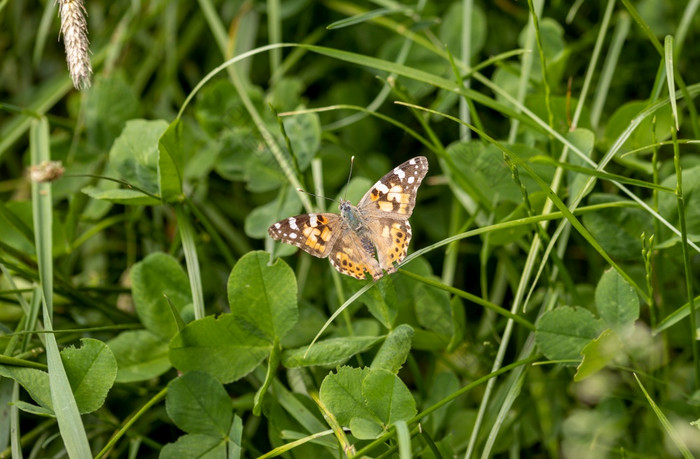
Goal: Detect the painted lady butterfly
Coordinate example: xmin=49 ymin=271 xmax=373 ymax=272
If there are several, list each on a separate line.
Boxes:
xmin=268 ymin=156 xmax=429 ymax=280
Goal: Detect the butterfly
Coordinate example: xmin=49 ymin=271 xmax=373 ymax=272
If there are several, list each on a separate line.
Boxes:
xmin=268 ymin=156 xmax=429 ymax=280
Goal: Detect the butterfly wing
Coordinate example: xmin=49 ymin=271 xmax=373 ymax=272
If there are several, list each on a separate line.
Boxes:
xmin=328 ymin=227 xmax=383 ymax=280
xmin=365 ymin=219 xmax=412 ymax=274
xmin=268 ymin=213 xmax=341 ymax=259
xmin=357 ymin=156 xmax=429 ymax=220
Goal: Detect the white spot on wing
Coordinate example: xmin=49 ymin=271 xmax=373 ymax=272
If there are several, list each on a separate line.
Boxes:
xmin=375 ymin=182 xmax=389 ymax=194
xmin=274 ymin=222 xmax=281 ymax=229
xmin=408 ymin=176 xmax=415 ymax=184
xmin=289 ymin=233 xmax=297 ymax=239
xmin=310 ymin=214 xmax=318 ymax=227
xmin=394 ymin=167 xmax=406 ymax=180
xmin=409 ymin=159 xmax=416 ymax=164
xmin=289 ymin=217 xmax=298 ymax=230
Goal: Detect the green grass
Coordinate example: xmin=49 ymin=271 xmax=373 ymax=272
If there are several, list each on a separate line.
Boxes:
xmin=1 ymin=1 xmax=700 ymax=457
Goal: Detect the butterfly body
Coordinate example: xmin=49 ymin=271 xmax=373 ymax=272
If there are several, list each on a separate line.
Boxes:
xmin=268 ymin=156 xmax=429 ymax=280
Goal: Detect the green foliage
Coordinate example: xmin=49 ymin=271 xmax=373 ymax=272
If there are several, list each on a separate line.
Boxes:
xmin=1 ymin=1 xmax=700 ymax=458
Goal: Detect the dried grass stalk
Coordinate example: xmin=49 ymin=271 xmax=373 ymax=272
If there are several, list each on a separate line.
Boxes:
xmin=57 ymin=0 xmax=92 ymax=90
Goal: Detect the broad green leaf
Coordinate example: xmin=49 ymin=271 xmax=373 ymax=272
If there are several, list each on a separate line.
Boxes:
xmin=582 ymin=194 xmax=654 ymax=260
xmin=595 ymin=269 xmax=639 ymax=332
xmin=12 ymin=400 xmax=54 ymax=417
xmin=362 ymin=369 xmax=417 ymax=427
xmin=245 ymin=189 xmax=302 ymax=239
xmin=158 ymin=119 xmax=185 ymax=202
xmin=283 ymin=109 xmax=320 ymax=171
xmin=227 ymin=415 xmax=243 ymax=459
xmin=169 ymin=314 xmax=271 ymax=383
xmin=227 ymin=251 xmax=298 ymax=342
xmin=166 ymin=371 xmax=233 ymax=436
xmin=349 ymin=417 xmax=384 ymax=440
xmin=160 ymin=433 xmax=226 ymax=459
xmin=535 ymin=306 xmax=604 ymax=364
xmin=604 ymin=101 xmax=673 ymax=152
xmin=0 ymin=338 xmax=116 ymax=414
xmin=267 ymin=78 xmax=304 ymax=112
xmin=107 ymin=330 xmax=171 ymax=383
xmin=281 ymin=336 xmax=383 ymax=368
xmin=319 ymin=367 xmax=376 ymax=429
xmin=83 ymin=73 xmax=141 ymax=150
xmin=0 ymin=365 xmax=51 ymax=411
xmin=414 ymin=283 xmax=452 ymax=339
xmin=575 ymin=329 xmax=623 ymax=381
xmin=61 ymin=338 xmax=117 ymax=414
xmin=131 ymin=252 xmax=193 ymax=340
xmin=244 ymin=152 xmax=286 ymax=193
xmin=319 ymin=366 xmax=416 ymax=440
xmin=439 ymin=2 xmax=486 ymax=59
xmin=370 ymin=324 xmax=414 ymax=374
xmin=447 ymin=142 xmax=553 ymax=206
xmin=423 ymin=372 xmax=460 ymax=434
xmin=361 ymin=276 xmax=397 ymax=329
xmin=109 ymin=119 xmax=169 ymax=196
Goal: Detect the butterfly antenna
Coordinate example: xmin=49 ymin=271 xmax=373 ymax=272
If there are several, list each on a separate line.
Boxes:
xmin=343 ymin=156 xmax=355 ymax=200
xmin=296 ymin=188 xmax=338 ymax=204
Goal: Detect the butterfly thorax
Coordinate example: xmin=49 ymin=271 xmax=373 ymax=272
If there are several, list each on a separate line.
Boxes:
xmin=339 ymin=199 xmax=376 ymax=256
xmin=339 ymin=200 xmax=364 ymax=231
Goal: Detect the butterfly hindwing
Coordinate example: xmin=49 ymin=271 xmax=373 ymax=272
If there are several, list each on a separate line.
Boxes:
xmin=328 ymin=228 xmax=383 ymax=280
xmin=367 ymin=219 xmax=412 ymax=274
xmin=268 ymin=213 xmax=341 ymax=258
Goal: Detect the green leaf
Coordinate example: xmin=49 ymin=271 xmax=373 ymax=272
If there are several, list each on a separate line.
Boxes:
xmin=319 ymin=366 xmax=416 ymax=440
xmin=595 ymin=268 xmax=640 ymax=332
xmin=362 ymin=369 xmax=417 ymax=426
xmin=0 ymin=365 xmax=51 ymax=411
xmin=319 ymin=367 xmax=376 ymax=430
xmin=160 ymin=433 xmax=226 ymax=459
xmin=370 ymin=324 xmax=414 ymax=374
xmin=360 ymin=276 xmax=397 ymax=329
xmin=281 ymin=336 xmax=383 ymax=368
xmin=166 ymin=371 xmax=233 ymax=436
xmin=604 ymin=101 xmax=673 ymax=152
xmin=169 ymin=314 xmax=271 ymax=383
xmin=83 ymin=73 xmax=142 ymax=150
xmin=439 ymin=3 xmax=486 ymax=59
xmin=109 ymin=119 xmax=169 ymax=196
xmin=414 ymin=283 xmax=452 ymax=339
xmin=107 ymin=330 xmax=171 ymax=383
xmin=245 ymin=189 xmax=301 ymax=239
xmin=227 ymin=251 xmax=298 ymax=342
xmin=0 ymin=338 xmax=117 ymax=415
xmin=582 ymin=194 xmax=654 ymax=260
xmin=282 ymin=109 xmax=320 ymax=171
xmin=131 ymin=252 xmax=193 ymax=340
xmin=61 ymin=338 xmax=117 ymax=414
xmin=535 ymin=306 xmax=604 ymax=364
xmin=158 ymin=119 xmax=185 ymax=202
xmin=575 ymin=329 xmax=623 ymax=381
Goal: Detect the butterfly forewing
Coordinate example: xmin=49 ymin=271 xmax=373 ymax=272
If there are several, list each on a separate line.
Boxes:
xmin=268 ymin=213 xmax=341 ymax=258
xmin=358 ymin=156 xmax=429 ymax=219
